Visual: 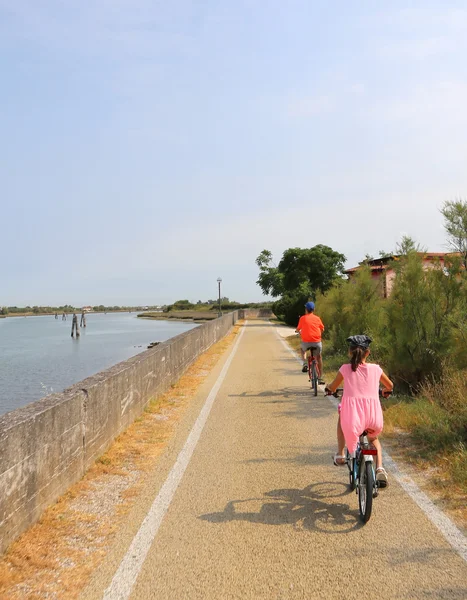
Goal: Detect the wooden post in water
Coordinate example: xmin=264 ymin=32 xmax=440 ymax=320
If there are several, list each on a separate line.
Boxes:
xmin=80 ymin=312 xmax=86 ymax=327
xmin=71 ymin=313 xmax=80 ymax=338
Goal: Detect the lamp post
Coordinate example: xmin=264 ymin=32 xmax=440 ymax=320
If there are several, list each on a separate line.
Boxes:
xmin=217 ymin=277 xmax=222 ymax=317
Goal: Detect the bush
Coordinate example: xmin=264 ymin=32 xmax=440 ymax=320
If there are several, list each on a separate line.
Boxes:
xmin=384 ymin=252 xmax=466 ymax=390
xmin=317 ymin=266 xmax=385 ymax=358
xmin=272 ymin=284 xmax=310 ymax=326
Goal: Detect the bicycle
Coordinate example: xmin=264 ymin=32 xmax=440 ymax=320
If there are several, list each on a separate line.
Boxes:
xmin=306 ymin=348 xmax=320 ymax=397
xmin=325 ymin=387 xmax=391 ymax=523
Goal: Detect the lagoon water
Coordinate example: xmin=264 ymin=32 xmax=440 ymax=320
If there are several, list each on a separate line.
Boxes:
xmin=0 ymin=313 xmax=197 ymax=417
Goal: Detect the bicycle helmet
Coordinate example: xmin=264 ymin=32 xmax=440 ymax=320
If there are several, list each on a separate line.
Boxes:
xmin=346 ymin=335 xmax=372 ymax=349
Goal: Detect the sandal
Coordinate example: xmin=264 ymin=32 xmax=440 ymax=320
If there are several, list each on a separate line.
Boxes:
xmin=333 ymin=454 xmax=347 ymax=466
xmin=376 ymin=467 xmax=389 ymax=488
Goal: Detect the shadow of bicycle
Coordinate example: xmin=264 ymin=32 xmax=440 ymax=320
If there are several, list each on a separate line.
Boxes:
xmin=199 ymin=482 xmax=362 ymax=534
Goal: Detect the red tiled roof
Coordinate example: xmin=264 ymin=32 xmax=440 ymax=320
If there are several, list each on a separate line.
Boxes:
xmin=344 ymin=252 xmax=460 ymax=275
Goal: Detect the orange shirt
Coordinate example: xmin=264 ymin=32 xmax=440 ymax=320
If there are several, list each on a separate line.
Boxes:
xmin=296 ymin=313 xmax=325 ymax=342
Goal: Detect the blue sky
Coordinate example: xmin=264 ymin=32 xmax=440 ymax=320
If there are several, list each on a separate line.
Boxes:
xmin=1 ymin=1 xmax=466 ymax=305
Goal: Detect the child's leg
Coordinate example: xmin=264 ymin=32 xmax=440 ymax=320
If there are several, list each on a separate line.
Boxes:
xmin=335 ymin=416 xmax=346 ymax=464
xmin=368 ymin=436 xmax=383 ymax=469
xmin=369 ymin=436 xmax=388 ymax=487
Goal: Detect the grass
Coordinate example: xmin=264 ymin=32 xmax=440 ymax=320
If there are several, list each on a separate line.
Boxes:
xmin=0 ymin=324 xmax=243 ymax=599
xmin=138 ymin=310 xmax=218 ymax=321
xmin=285 ymin=335 xmax=467 ymax=527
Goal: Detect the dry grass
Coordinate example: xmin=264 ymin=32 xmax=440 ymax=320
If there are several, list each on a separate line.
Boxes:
xmin=0 ymin=324 xmax=242 ymax=600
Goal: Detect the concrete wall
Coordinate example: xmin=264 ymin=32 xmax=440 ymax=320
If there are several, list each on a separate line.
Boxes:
xmin=0 ymin=311 xmax=238 ymax=554
xmin=238 ymin=308 xmax=274 ymax=319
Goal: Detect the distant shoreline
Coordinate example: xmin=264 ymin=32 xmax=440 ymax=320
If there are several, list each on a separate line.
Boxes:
xmin=2 ymin=310 xmax=137 ymax=319
xmin=138 ymin=311 xmax=217 ymax=323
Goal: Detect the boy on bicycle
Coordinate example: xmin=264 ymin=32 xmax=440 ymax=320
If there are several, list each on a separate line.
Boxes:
xmin=295 ymin=301 xmax=325 ymax=379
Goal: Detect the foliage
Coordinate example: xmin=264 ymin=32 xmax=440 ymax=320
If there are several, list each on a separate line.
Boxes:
xmin=319 ymin=247 xmax=467 ymax=392
xmin=256 ymin=246 xmax=346 ymax=298
xmin=272 ymin=283 xmax=310 ymax=326
xmin=385 ymin=252 xmax=466 ymax=390
xmin=255 ymin=250 xmax=284 ymax=297
xmin=318 ymin=266 xmax=385 ymax=357
xmin=395 ymin=234 xmax=426 ymax=255
xmin=256 ymin=245 xmax=346 ymax=326
xmin=441 ymin=198 xmax=467 ymax=267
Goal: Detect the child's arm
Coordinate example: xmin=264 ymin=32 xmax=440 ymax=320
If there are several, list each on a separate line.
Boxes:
xmin=380 ymin=371 xmax=393 ymax=395
xmin=325 ymin=371 xmax=344 ymax=393
xmin=295 ymin=316 xmax=302 ymax=334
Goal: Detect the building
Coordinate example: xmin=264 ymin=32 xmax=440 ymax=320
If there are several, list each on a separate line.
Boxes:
xmin=344 ymin=253 xmax=457 ymax=298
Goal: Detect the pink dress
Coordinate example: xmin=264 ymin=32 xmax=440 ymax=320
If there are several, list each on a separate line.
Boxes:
xmin=338 ymin=363 xmax=383 ymax=453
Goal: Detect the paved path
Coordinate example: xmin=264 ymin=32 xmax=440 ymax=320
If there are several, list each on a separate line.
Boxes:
xmin=83 ymin=320 xmax=467 ymax=600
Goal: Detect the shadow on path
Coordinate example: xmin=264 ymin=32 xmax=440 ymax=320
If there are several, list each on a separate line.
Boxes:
xmin=200 ymin=482 xmax=362 ymax=534
xmin=229 ymin=387 xmax=333 ymax=421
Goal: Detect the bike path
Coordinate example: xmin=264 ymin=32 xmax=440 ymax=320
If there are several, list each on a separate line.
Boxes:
xmin=84 ymin=320 xmax=467 ymax=600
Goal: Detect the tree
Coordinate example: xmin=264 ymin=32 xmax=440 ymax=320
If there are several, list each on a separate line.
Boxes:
xmin=255 ymin=250 xmax=284 ymax=297
xmin=279 ymin=246 xmax=346 ymax=294
xmin=395 ymin=234 xmax=425 ymax=256
xmin=256 ymin=246 xmax=346 ymax=298
xmin=256 ymin=245 xmax=346 ymax=325
xmin=441 ymin=199 xmax=467 ymax=268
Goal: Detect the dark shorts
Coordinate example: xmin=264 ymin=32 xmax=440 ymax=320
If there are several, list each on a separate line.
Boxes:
xmin=301 ymin=341 xmax=322 ymax=356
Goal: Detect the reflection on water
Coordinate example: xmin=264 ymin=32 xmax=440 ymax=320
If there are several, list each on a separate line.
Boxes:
xmin=0 ymin=313 xmax=197 ymax=416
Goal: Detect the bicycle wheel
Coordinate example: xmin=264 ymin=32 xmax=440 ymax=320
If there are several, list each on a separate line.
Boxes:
xmin=311 ymin=361 xmax=318 ymax=396
xmin=346 ymin=449 xmax=356 ymax=491
xmin=358 ymin=460 xmax=374 ymax=523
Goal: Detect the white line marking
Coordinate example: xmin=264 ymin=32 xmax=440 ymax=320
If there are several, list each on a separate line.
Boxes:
xmin=273 ymin=324 xmax=467 ymax=562
xmin=103 ymin=323 xmax=247 ymax=600
xmin=382 ymin=452 xmax=467 ymax=561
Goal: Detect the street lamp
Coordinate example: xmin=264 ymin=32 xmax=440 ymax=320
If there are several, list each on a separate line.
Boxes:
xmin=217 ymin=277 xmax=222 ymax=317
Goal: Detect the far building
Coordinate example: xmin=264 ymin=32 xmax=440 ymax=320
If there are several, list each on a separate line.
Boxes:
xmin=344 ymin=253 xmax=459 ymax=298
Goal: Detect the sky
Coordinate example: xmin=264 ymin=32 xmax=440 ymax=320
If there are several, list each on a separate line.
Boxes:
xmin=1 ymin=1 xmax=466 ymax=306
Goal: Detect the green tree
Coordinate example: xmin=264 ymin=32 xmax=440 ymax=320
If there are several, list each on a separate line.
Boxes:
xmin=256 ymin=245 xmax=346 ymax=325
xmin=278 ymin=246 xmax=346 ymax=294
xmin=384 ymin=250 xmax=465 ymax=390
xmin=441 ymin=198 xmax=467 ymax=267
xmin=173 ymin=300 xmax=194 ymax=310
xmin=256 ymin=246 xmax=345 ymax=298
xmin=395 ymin=234 xmax=425 ymax=255
xmin=255 ymin=250 xmax=284 ymax=297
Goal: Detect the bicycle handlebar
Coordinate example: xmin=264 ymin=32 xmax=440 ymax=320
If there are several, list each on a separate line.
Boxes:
xmin=324 ymin=387 xmax=392 ymax=398
xmin=324 ymin=387 xmax=343 ymax=398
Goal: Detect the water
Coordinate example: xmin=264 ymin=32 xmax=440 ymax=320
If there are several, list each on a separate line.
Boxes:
xmin=0 ymin=313 xmax=197 ymax=416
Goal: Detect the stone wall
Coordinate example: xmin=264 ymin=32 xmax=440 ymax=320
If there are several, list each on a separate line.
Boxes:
xmin=0 ymin=311 xmax=238 ymax=554
xmin=238 ymin=308 xmax=274 ymax=319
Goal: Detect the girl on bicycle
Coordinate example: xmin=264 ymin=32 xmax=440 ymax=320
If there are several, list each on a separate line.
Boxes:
xmin=325 ymin=335 xmax=393 ymax=487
